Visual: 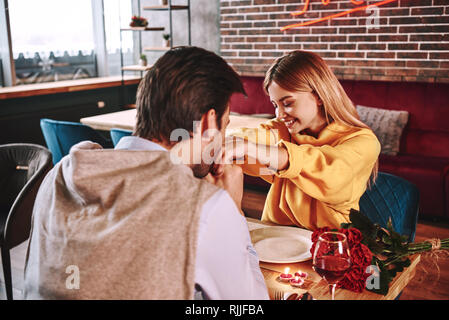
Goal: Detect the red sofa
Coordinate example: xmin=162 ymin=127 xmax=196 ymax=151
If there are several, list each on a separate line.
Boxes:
xmin=229 ymin=76 xmax=449 ymax=220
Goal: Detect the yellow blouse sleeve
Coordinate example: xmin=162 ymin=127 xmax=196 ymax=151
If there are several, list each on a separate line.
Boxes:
xmin=227 ymin=119 xmax=288 ymax=145
xmin=275 ymin=131 xmax=380 ymax=205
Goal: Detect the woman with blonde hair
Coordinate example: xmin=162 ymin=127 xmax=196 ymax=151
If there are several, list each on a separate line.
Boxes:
xmin=226 ymin=50 xmax=380 ymax=230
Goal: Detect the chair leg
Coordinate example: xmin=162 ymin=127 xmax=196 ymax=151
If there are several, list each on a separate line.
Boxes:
xmin=1 ymin=247 xmax=13 ymax=300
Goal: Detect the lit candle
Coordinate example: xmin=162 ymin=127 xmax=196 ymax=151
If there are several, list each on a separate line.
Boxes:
xmin=279 ymin=267 xmax=293 ymax=282
xmin=290 ymin=276 xmax=305 ymax=288
xmin=295 ymin=270 xmax=308 ymax=279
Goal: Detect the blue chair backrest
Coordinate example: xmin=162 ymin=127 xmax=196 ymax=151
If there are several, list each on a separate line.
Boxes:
xmin=110 ymin=128 xmax=133 ymax=147
xmin=359 ymin=172 xmax=420 ymax=242
xmin=40 ymin=118 xmax=113 ymax=164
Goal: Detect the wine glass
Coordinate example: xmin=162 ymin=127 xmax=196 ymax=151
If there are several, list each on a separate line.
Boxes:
xmin=312 ymin=231 xmax=351 ymax=300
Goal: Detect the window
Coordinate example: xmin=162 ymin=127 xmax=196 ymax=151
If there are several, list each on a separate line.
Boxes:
xmin=104 ymin=0 xmax=134 ymax=76
xmin=0 ymin=0 xmax=134 ymax=87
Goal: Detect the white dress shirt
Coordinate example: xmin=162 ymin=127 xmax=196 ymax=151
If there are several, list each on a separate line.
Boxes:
xmin=115 ymin=136 xmax=269 ymax=300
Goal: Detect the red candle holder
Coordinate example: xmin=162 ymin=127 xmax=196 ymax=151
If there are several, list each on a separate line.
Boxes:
xmin=290 ymin=276 xmax=305 ymax=288
xmin=279 ymin=267 xmax=293 ymax=282
xmin=295 ymin=270 xmax=308 ymax=279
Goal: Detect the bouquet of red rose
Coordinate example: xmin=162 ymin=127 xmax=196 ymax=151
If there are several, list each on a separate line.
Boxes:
xmin=311 ymin=226 xmax=373 ymax=293
xmin=310 ymin=209 xmax=449 ymax=295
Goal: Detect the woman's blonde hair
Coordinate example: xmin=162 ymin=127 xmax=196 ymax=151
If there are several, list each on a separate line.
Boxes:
xmin=263 ymin=50 xmax=378 ymax=185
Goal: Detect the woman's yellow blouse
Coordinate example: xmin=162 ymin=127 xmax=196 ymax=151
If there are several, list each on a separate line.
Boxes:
xmin=229 ymin=119 xmax=381 ymax=230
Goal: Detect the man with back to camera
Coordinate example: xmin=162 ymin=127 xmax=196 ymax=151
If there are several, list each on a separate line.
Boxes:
xmin=23 ymin=46 xmax=269 ymax=300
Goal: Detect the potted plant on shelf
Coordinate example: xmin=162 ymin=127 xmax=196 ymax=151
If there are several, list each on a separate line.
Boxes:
xmin=138 ymin=54 xmax=147 ymax=67
xmin=129 ymin=16 xmax=148 ymax=29
xmin=163 ymin=33 xmax=171 ymax=48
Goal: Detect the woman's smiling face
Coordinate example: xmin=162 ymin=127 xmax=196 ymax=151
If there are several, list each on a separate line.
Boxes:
xmin=267 ymin=81 xmax=327 ymax=136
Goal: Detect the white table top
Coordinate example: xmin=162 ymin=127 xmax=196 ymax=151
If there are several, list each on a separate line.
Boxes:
xmin=80 ymin=109 xmax=271 ymax=132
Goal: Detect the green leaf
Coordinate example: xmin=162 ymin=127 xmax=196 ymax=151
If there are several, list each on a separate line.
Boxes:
xmin=340 ymin=222 xmax=351 ymax=229
xmin=389 ymin=268 xmax=398 ymax=279
xmin=367 ymin=259 xmax=392 ymax=296
xmin=347 ymin=209 xmax=379 ymax=243
xmin=368 ymin=242 xmax=385 ymax=256
xmin=396 ymin=257 xmax=411 ymax=269
xmin=387 ymin=218 xmax=393 ymax=231
xmin=382 ymin=234 xmax=392 ymax=245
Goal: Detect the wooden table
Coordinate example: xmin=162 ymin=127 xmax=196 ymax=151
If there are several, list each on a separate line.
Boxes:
xmin=80 ymin=110 xmax=420 ymax=300
xmin=80 ymin=108 xmax=270 ymax=132
xmin=246 ymin=218 xmax=421 ymax=300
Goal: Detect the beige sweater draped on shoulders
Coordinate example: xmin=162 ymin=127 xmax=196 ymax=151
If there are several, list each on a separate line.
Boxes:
xmin=24 ymin=141 xmax=219 ymax=300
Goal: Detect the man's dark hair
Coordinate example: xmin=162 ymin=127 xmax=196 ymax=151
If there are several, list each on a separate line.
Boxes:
xmin=134 ymin=46 xmax=245 ymax=142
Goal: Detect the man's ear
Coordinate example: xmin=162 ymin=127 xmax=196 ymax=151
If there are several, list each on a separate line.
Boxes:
xmin=200 ymin=109 xmax=219 ymax=140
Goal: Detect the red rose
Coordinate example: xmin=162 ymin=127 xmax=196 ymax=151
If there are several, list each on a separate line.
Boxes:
xmin=309 ymin=226 xmax=373 ymax=293
xmin=335 ymin=243 xmax=372 ymax=293
xmin=311 ymin=227 xmax=331 ymax=243
xmin=337 ymin=266 xmax=369 ymax=293
xmin=339 ymin=228 xmax=363 ymax=247
xmin=310 ymin=241 xmax=331 ymax=259
xmin=350 ymin=243 xmax=373 ymax=269
xmin=310 ymin=227 xmax=331 ymax=257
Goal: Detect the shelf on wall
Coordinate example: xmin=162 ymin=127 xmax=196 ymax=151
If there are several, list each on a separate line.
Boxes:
xmin=143 ymin=46 xmax=170 ymax=51
xmin=122 ymin=65 xmax=152 ymax=72
xmin=120 ymin=27 xmax=165 ymax=31
xmin=143 ymin=5 xmax=189 ymax=11
xmin=117 ymin=1 xmax=190 ymax=106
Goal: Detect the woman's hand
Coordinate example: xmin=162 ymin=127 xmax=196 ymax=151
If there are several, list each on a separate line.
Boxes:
xmin=223 ymin=136 xmax=250 ymax=163
xmin=223 ymin=136 xmax=290 ymax=172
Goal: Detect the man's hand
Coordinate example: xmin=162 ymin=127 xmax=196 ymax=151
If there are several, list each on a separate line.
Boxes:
xmin=205 ymin=165 xmax=244 ymax=215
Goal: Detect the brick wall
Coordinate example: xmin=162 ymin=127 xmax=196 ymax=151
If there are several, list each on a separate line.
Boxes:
xmin=220 ymin=0 xmax=449 ymax=83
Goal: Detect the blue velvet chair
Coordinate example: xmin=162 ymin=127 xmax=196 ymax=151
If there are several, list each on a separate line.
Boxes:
xmin=110 ymin=128 xmax=133 ymax=147
xmin=40 ymin=118 xmax=113 ymax=164
xmin=359 ymin=172 xmax=420 ymax=242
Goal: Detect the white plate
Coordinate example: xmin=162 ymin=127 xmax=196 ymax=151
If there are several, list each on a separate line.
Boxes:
xmin=250 ymin=226 xmax=313 ymax=263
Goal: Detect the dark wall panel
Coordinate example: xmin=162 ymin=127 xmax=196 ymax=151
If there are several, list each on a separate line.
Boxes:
xmin=0 ymin=84 xmax=138 ymax=146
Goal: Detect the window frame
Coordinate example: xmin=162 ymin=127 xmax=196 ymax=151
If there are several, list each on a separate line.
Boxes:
xmin=1 ymin=0 xmax=16 ymax=86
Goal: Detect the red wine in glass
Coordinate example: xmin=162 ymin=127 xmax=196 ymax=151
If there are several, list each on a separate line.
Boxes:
xmin=313 ymin=256 xmax=351 ymax=284
xmin=312 ymin=231 xmax=351 ymax=300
